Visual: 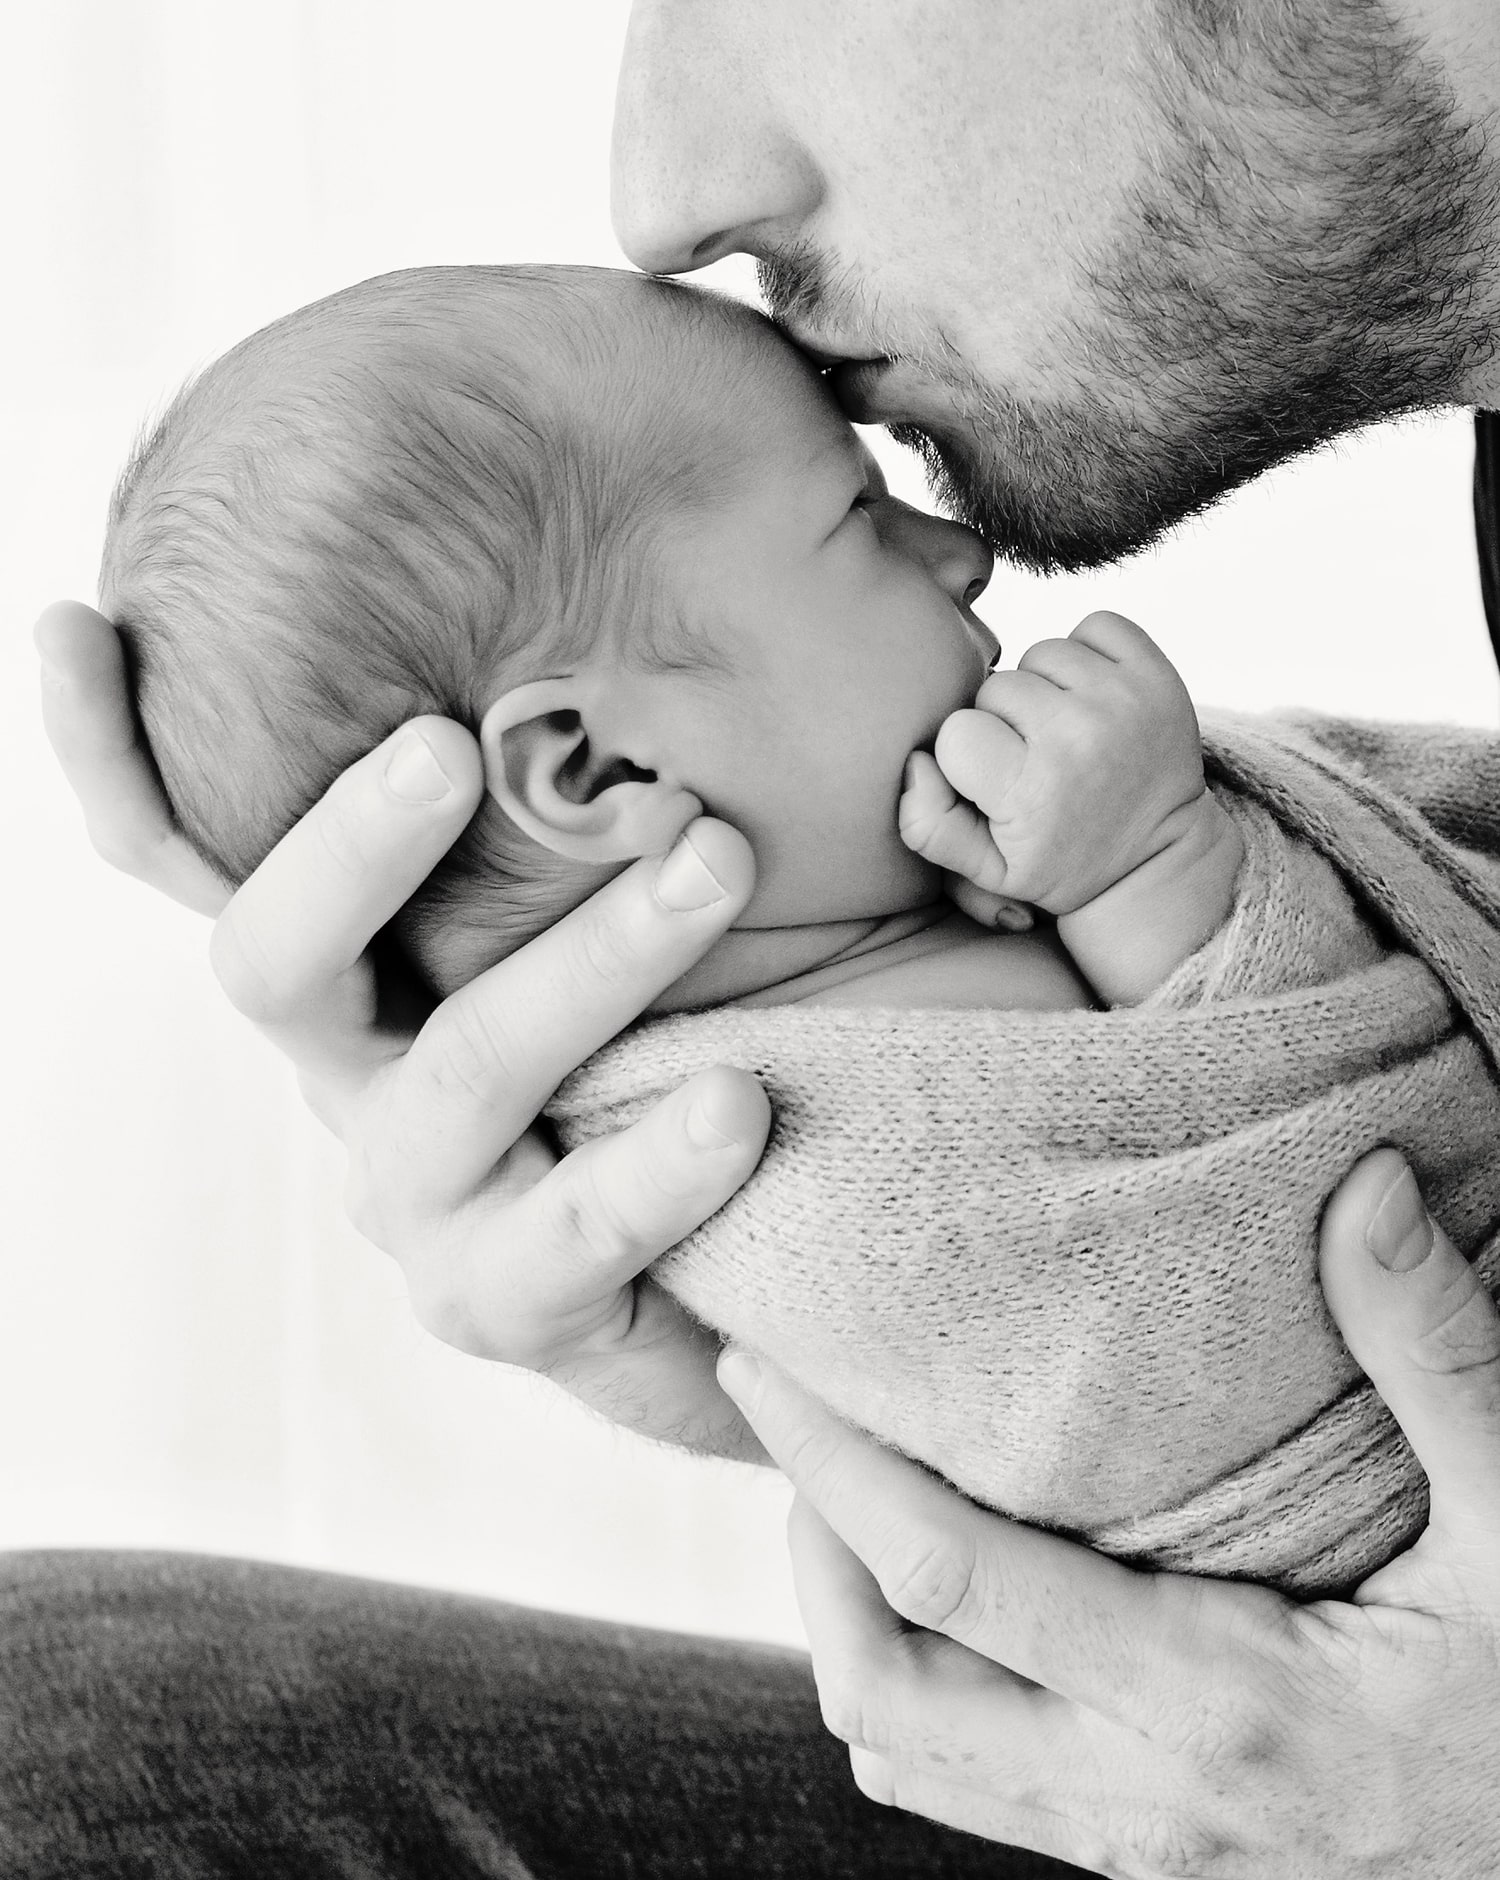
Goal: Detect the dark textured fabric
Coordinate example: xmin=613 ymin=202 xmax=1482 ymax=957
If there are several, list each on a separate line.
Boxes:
xmin=0 ymin=1550 xmax=1085 ymax=1879
xmin=1475 ymin=411 xmax=1500 ymax=665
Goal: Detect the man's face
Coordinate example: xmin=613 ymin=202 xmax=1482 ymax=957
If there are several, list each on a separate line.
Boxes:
xmin=613 ymin=0 xmax=1498 ymax=572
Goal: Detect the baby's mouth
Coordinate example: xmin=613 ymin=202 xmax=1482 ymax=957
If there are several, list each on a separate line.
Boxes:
xmin=972 ymin=621 xmax=1003 ymax=678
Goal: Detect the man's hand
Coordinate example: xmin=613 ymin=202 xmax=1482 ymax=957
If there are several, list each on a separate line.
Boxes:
xmin=900 ymin=612 xmax=1209 ymax=915
xmin=37 ymin=601 xmax=772 ymax=1459
xmin=718 ymin=1147 xmax=1500 ymax=1876
xmin=37 ymin=601 xmax=233 ymax=917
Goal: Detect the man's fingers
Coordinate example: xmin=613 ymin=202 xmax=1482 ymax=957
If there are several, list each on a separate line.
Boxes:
xmin=787 ymin=1497 xmax=1069 ymax=1758
xmin=387 ymin=1067 xmax=774 ymax=1458
xmin=36 ymin=600 xmax=230 ymax=915
xmin=1320 ymin=1147 xmax=1500 ymax=1555
xmin=718 ymin=1353 xmax=1197 ymax=1724
xmin=846 ymin=1750 xmax=1105 ymax=1875
xmin=208 ymin=717 xmax=483 ymax=1078
xmin=788 ymin=1498 xmax=1184 ymax=1870
xmin=393 ymin=1064 xmax=769 ymax=1360
xmin=390 ymin=819 xmax=755 ymax=1203
xmin=506 ymin=1065 xmax=771 ymax=1337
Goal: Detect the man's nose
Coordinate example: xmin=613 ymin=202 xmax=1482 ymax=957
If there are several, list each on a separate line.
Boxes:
xmin=611 ymin=0 xmax=823 ymax=274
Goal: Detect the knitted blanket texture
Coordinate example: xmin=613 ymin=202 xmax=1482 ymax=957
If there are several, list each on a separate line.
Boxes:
xmin=549 ymin=713 xmax=1500 ymax=1594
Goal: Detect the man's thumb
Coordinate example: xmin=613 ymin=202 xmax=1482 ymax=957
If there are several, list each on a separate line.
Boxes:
xmin=1320 ymin=1147 xmax=1500 ymax=1551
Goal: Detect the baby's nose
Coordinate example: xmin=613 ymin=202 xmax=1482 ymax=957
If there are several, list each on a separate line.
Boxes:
xmin=878 ymin=501 xmax=994 ymax=603
xmin=932 ymin=518 xmax=994 ymax=608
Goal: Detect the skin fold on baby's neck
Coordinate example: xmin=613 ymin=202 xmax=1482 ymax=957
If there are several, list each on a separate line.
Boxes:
xmin=650 ymin=903 xmax=1094 ymax=1015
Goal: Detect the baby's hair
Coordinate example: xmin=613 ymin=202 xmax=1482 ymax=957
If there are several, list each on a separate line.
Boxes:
xmin=101 ymin=264 xmax=764 ymax=992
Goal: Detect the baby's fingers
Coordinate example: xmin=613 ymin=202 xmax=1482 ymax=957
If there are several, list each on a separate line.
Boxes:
xmin=945 ymin=878 xmax=1034 ymax=931
xmin=900 ymin=753 xmax=1010 ymax=894
xmin=932 ymin=707 xmax=1030 ymax=818
xmin=1068 ymin=609 xmax=1163 ymax=666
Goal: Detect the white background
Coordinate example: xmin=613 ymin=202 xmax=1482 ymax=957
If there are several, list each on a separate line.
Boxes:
xmin=3 ymin=1 xmax=1496 ymax=1648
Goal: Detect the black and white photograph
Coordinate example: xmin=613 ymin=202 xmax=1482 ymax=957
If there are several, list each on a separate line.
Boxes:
xmin=6 ymin=3 xmax=1500 ymax=1873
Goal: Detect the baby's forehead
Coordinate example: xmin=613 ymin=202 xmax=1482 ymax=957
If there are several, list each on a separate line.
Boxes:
xmin=597 ymin=283 xmax=851 ymax=480
xmin=612 ymin=281 xmax=811 ymax=410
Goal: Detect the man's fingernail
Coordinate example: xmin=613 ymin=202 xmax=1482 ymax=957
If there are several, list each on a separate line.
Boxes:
xmin=1367 ymin=1162 xmax=1436 ymax=1272
xmin=654 ymin=834 xmax=725 ymax=912
xmin=385 ymin=731 xmax=452 ymax=803
xmin=686 ymin=1101 xmax=737 ymax=1151
xmin=717 ymin=1349 xmax=762 ymax=1410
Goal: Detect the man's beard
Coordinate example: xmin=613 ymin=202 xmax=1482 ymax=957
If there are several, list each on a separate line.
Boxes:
xmin=760 ymin=0 xmax=1498 ymax=574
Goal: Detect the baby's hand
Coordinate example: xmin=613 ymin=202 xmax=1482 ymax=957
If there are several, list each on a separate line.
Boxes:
xmin=901 ymin=612 xmax=1208 ymax=915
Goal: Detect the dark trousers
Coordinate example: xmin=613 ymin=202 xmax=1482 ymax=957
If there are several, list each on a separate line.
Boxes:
xmin=0 ymin=1550 xmax=1085 ymax=1878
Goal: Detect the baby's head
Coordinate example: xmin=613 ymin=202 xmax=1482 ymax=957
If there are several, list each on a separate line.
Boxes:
xmin=102 ymin=265 xmax=995 ymax=997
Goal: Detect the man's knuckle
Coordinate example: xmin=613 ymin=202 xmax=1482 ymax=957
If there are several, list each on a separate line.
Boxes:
xmin=1125 ymin=1811 xmax=1237 ymax=1879
xmin=565 ymin=914 xmax=640 ymax=996
xmin=546 ymin=1150 xmax=648 ymax=1270
xmin=426 ymin=999 xmax=521 ymax=1112
xmin=1412 ymin=1268 xmax=1500 ymax=1382
xmin=209 ymin=913 xmax=284 ymax=1024
xmin=848 ymin=1747 xmax=898 ymax=1808
xmin=408 ymin=1280 xmax=464 ymax=1349
xmin=87 ymin=818 xmax=154 ymax=881
xmin=815 ymin=1658 xmax=891 ymax=1754
xmin=310 ymin=791 xmax=376 ymax=883
xmin=405 ymin=1262 xmax=490 ymax=1358
xmin=879 ymin=1530 xmax=984 ymax=1635
xmin=1166 ymin=1697 xmax=1275 ymax=1783
xmin=342 ymin=1150 xmax=392 ymax=1249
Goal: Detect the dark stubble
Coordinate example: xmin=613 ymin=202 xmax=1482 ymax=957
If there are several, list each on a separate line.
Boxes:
xmin=761 ymin=0 xmax=1499 ymax=572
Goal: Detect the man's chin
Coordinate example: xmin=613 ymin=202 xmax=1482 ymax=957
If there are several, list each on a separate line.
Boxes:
xmin=886 ymin=419 xmax=1147 ymax=576
xmin=829 ymin=359 xmax=1147 ymax=572
xmin=836 ymin=346 xmax=1331 ymax=575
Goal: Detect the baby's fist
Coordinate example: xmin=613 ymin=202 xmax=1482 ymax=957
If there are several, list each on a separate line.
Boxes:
xmin=899 ymin=749 xmax=1010 ymax=894
xmin=899 ymin=750 xmax=1035 ymax=929
xmin=927 ymin=613 xmax=1208 ymax=913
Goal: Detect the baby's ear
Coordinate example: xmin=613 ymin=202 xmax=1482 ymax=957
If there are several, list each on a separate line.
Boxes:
xmin=479 ymin=681 xmax=703 ymax=863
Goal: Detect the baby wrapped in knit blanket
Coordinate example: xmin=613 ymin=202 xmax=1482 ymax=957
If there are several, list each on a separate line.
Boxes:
xmin=552 ymin=714 xmax=1500 ymax=1594
xmin=101 ymin=262 xmax=1500 ymax=1597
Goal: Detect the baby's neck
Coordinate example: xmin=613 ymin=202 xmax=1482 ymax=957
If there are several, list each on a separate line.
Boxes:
xmin=648 ymin=903 xmax=952 ymax=1014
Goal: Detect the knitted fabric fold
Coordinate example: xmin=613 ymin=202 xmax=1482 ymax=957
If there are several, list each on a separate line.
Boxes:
xmin=548 ymin=712 xmax=1500 ymax=1594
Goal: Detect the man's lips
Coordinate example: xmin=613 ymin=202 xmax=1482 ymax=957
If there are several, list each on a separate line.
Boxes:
xmin=828 ymin=356 xmax=896 ymax=423
xmin=779 ymin=320 xmax=954 ymax=429
xmin=777 ymin=318 xmax=871 ymax=369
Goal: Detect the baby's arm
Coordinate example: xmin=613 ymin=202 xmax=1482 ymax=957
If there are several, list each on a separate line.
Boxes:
xmin=900 ymin=612 xmax=1244 ymax=1006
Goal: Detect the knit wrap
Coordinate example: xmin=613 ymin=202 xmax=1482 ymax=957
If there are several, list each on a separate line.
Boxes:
xmin=548 ymin=713 xmax=1500 ymax=1595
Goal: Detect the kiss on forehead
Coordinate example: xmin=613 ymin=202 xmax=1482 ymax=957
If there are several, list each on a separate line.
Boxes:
xmin=615 ymin=0 xmax=1497 ymax=568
